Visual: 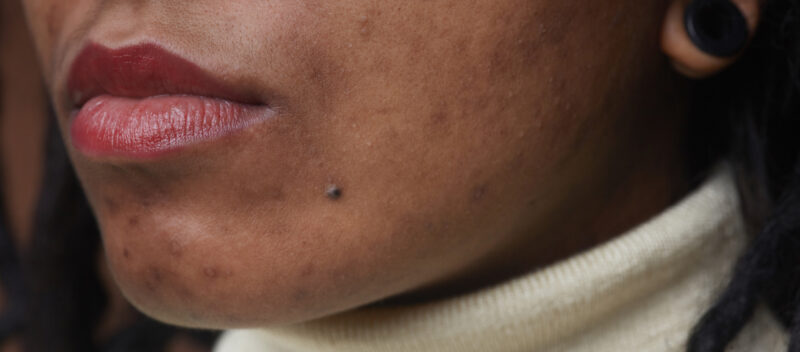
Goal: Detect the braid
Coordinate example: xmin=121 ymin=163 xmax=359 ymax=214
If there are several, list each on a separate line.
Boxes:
xmin=688 ymin=0 xmax=800 ymax=350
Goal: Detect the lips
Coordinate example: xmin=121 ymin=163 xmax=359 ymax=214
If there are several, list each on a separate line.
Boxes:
xmin=66 ymin=42 xmax=274 ymax=159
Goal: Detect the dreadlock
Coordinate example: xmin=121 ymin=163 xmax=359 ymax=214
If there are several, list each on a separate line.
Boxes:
xmin=687 ymin=0 xmax=800 ymax=350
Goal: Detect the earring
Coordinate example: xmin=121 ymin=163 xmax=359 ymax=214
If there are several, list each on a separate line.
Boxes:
xmin=684 ymin=0 xmax=749 ymax=57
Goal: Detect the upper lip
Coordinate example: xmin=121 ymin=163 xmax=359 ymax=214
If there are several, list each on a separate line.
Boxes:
xmin=66 ymin=42 xmax=261 ymax=109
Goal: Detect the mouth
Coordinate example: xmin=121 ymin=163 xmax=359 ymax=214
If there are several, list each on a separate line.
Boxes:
xmin=66 ymin=42 xmax=275 ymax=159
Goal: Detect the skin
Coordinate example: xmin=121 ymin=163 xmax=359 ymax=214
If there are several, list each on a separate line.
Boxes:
xmin=21 ymin=0 xmax=702 ymax=329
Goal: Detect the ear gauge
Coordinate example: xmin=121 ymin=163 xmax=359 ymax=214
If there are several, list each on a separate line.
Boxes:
xmin=684 ymin=0 xmax=749 ymax=57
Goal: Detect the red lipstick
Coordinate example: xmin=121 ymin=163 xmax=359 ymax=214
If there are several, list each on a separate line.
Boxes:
xmin=66 ymin=43 xmax=273 ymax=159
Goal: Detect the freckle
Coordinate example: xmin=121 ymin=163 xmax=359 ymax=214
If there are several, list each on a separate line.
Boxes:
xmin=128 ymin=216 xmax=140 ymax=227
xmin=326 ymin=185 xmax=342 ymax=200
xmin=293 ymin=288 xmax=309 ymax=302
xmin=471 ymin=184 xmax=488 ymax=202
xmin=203 ymin=267 xmax=219 ymax=279
xmin=176 ymin=285 xmax=196 ymax=300
xmin=103 ymin=197 xmax=119 ymax=215
xmin=147 ymin=267 xmax=163 ymax=284
xmin=123 ymin=248 xmax=131 ymax=259
xmin=168 ymin=238 xmax=183 ymax=258
xmin=430 ymin=111 xmax=448 ymax=124
xmin=301 ymin=263 xmax=315 ymax=277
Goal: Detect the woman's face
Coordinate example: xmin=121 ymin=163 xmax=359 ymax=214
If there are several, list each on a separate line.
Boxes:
xmin=23 ymin=0 xmax=681 ymax=328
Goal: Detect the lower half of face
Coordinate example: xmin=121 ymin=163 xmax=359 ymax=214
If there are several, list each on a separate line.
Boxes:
xmin=23 ymin=0 xmax=675 ymax=328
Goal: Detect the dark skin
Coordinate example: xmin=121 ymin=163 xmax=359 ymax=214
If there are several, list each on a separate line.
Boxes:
xmin=19 ymin=0 xmax=762 ymax=335
xmin=0 ymin=1 xmax=209 ymax=351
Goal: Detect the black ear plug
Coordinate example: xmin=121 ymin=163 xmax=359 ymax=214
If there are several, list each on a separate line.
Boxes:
xmin=685 ymin=0 xmax=749 ymax=57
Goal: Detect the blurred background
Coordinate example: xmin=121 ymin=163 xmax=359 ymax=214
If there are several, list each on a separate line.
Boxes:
xmin=0 ymin=1 xmax=218 ymax=351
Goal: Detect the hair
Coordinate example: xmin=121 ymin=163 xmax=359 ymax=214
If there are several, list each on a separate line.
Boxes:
xmin=686 ymin=0 xmax=800 ymax=350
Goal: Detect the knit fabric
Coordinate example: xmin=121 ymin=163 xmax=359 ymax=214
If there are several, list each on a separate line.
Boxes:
xmin=215 ymin=164 xmax=788 ymax=352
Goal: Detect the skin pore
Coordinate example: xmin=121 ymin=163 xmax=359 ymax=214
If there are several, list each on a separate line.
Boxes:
xmin=22 ymin=0 xmax=693 ymax=329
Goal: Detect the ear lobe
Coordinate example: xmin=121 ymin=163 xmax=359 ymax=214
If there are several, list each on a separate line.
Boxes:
xmin=661 ymin=0 xmax=760 ymax=79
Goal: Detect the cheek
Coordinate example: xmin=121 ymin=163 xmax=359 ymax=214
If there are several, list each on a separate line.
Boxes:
xmin=21 ymin=0 xmax=96 ymax=82
xmin=56 ymin=0 xmax=657 ymax=329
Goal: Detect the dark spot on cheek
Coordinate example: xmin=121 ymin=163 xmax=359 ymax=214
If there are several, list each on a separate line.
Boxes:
xmin=144 ymin=267 xmax=163 ymax=291
xmin=168 ymin=237 xmax=183 ymax=258
xmin=103 ymin=197 xmax=119 ymax=216
xmin=150 ymin=268 xmax=163 ymax=282
xmin=203 ymin=267 xmax=219 ymax=279
xmin=292 ymin=288 xmax=310 ymax=302
xmin=471 ymin=184 xmax=488 ymax=202
xmin=175 ymin=284 xmax=196 ymax=300
xmin=301 ymin=263 xmax=315 ymax=278
xmin=123 ymin=248 xmax=131 ymax=259
xmin=430 ymin=110 xmax=448 ymax=125
xmin=128 ymin=216 xmax=140 ymax=228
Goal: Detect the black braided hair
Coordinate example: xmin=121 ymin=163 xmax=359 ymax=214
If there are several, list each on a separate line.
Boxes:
xmin=687 ymin=0 xmax=800 ymax=350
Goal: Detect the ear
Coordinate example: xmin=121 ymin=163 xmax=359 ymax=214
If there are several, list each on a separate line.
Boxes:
xmin=661 ymin=0 xmax=760 ymax=79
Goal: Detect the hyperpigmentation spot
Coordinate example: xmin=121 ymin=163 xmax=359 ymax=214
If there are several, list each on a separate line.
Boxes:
xmin=128 ymin=216 xmax=140 ymax=228
xmin=103 ymin=196 xmax=119 ymax=216
xmin=471 ymin=184 xmax=488 ymax=202
xmin=144 ymin=267 xmax=163 ymax=291
xmin=203 ymin=267 xmax=219 ymax=279
xmin=168 ymin=237 xmax=183 ymax=258
xmin=301 ymin=262 xmax=315 ymax=277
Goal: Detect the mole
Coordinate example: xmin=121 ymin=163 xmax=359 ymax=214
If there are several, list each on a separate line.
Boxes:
xmin=326 ymin=185 xmax=342 ymax=200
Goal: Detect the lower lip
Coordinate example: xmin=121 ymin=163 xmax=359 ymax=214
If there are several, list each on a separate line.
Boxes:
xmin=70 ymin=95 xmax=274 ymax=159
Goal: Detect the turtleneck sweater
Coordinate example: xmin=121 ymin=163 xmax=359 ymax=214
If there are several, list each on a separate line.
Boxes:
xmin=215 ymin=164 xmax=788 ymax=351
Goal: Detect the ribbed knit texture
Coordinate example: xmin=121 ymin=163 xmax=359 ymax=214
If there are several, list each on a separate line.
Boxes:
xmin=215 ymin=164 xmax=788 ymax=352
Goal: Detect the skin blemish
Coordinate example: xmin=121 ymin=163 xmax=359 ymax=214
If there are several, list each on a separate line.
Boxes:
xmin=168 ymin=237 xmax=184 ymax=258
xmin=203 ymin=266 xmax=219 ymax=279
xmin=175 ymin=284 xmax=196 ymax=300
xmin=358 ymin=15 xmax=371 ymax=38
xmin=471 ymin=184 xmax=488 ymax=202
xmin=144 ymin=266 xmax=163 ymax=291
xmin=128 ymin=216 xmax=140 ymax=227
xmin=123 ymin=248 xmax=131 ymax=259
xmin=103 ymin=196 xmax=119 ymax=215
xmin=429 ymin=109 xmax=449 ymax=125
xmin=292 ymin=288 xmax=310 ymax=302
xmin=301 ymin=262 xmax=315 ymax=277
xmin=326 ymin=185 xmax=342 ymax=200
xmin=150 ymin=267 xmax=163 ymax=282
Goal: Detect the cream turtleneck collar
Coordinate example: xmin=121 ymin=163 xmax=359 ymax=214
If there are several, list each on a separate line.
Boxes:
xmin=215 ymin=164 xmax=787 ymax=352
